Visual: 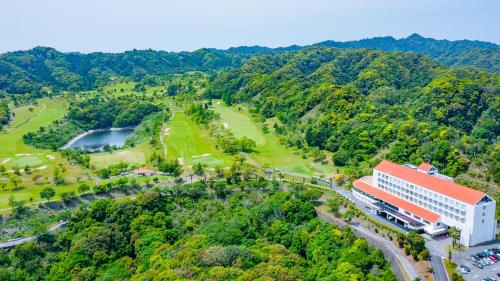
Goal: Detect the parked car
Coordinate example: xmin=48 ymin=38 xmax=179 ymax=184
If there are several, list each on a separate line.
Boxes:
xmin=456 ymin=265 xmax=470 ymax=274
xmin=468 ymin=255 xmax=479 ymax=262
xmin=473 ymin=262 xmax=484 ymax=269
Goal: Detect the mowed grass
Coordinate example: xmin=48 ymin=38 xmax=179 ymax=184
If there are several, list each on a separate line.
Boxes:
xmin=165 ymin=111 xmax=233 ymax=167
xmin=213 ymin=102 xmax=335 ymax=176
xmin=213 ymin=102 xmax=266 ymax=146
xmin=90 ymin=143 xmax=150 ymax=169
xmin=0 ymin=97 xmax=90 ymax=209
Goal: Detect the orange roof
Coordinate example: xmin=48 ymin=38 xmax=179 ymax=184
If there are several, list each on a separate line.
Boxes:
xmin=135 ymin=168 xmax=154 ymax=173
xmin=375 ymin=160 xmax=484 ymax=205
xmin=417 ymin=163 xmax=434 ymax=172
xmin=353 ymin=177 xmax=440 ymax=222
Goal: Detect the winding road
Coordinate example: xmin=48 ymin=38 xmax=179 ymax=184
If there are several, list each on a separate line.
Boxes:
xmin=0 ymin=220 xmax=67 ymax=249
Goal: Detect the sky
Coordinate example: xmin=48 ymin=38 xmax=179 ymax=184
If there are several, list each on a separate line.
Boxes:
xmin=1 ymin=0 xmax=499 ymax=53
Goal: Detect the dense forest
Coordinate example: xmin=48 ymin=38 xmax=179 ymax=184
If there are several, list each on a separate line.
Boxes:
xmin=315 ymin=33 xmax=500 ymax=72
xmin=221 ymin=34 xmax=500 ymax=73
xmin=0 ymin=47 xmax=244 ymax=95
xmin=1 ymin=34 xmax=499 ymax=96
xmin=0 ymin=99 xmax=9 ymax=130
xmin=208 ymin=47 xmax=500 ymax=194
xmin=23 ymin=96 xmax=159 ymax=149
xmin=0 ymin=181 xmax=396 ymax=281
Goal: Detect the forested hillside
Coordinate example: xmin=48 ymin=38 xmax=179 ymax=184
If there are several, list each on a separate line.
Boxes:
xmin=0 ymin=182 xmax=396 ymax=281
xmin=208 ymin=47 xmax=500 ymax=195
xmin=316 ymin=34 xmax=500 ymax=72
xmin=0 ymin=47 xmax=244 ymax=95
xmin=1 ymin=34 xmax=499 ymax=97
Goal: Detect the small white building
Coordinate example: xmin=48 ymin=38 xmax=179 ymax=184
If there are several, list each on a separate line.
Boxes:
xmin=352 ymin=160 xmax=497 ymax=247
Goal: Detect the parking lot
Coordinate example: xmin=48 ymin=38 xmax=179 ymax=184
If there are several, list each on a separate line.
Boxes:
xmin=453 ymin=242 xmax=500 ymax=281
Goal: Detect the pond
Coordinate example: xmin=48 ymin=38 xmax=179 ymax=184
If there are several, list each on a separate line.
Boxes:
xmin=64 ymin=128 xmax=134 ymax=151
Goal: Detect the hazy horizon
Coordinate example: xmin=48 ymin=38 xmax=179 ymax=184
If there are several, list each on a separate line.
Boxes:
xmin=1 ymin=0 xmax=499 ymax=53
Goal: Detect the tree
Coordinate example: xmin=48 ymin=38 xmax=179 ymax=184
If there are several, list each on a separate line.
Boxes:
xmin=32 ymin=174 xmax=42 ymax=183
xmin=193 ymin=162 xmax=205 ymax=176
xmin=53 ymin=167 xmax=65 ymax=185
xmin=40 ymin=187 xmax=56 ymax=202
xmin=8 ymin=195 xmax=27 ymax=218
xmin=342 ymin=207 xmax=355 ymax=222
xmin=327 ymin=198 xmax=341 ymax=216
xmin=9 ymin=174 xmax=21 ymax=190
xmin=449 ymin=226 xmax=461 ymax=248
xmin=78 ymin=183 xmax=90 ymax=194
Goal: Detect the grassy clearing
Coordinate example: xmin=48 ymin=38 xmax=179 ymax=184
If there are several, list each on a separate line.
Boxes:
xmin=212 ymin=103 xmax=335 ymax=176
xmin=165 ymin=111 xmax=233 ymax=167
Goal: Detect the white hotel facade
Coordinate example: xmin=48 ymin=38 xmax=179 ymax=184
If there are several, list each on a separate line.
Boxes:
xmin=352 ymin=160 xmax=497 ymax=246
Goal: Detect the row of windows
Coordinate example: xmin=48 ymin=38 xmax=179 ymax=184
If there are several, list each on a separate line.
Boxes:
xmin=377 ymin=173 xmax=467 ymax=223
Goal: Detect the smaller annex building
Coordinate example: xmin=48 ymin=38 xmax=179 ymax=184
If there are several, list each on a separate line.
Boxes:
xmin=135 ymin=167 xmax=155 ymax=176
xmin=352 ymin=160 xmax=497 ymax=247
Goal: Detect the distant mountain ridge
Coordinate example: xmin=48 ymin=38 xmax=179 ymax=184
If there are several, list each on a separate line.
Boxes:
xmin=315 ymin=34 xmax=500 ymax=72
xmin=0 ymin=34 xmax=499 ymax=95
xmin=221 ymin=33 xmax=500 ymax=71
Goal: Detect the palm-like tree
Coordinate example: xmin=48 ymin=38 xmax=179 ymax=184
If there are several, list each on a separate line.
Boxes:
xmin=449 ymin=226 xmax=461 ymax=248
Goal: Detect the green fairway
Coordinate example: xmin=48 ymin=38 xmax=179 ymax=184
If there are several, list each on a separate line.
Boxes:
xmin=213 ymin=102 xmax=335 ymax=176
xmin=0 ymin=97 xmax=89 ymax=209
xmin=165 ymin=111 xmax=233 ymax=167
xmin=90 ymin=143 xmax=150 ymax=169
xmin=5 ymin=155 xmax=48 ymax=169
xmin=213 ymin=102 xmax=266 ymax=146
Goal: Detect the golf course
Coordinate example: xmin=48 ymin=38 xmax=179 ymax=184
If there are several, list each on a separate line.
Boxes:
xmin=0 ymin=97 xmax=88 ymax=209
xmin=0 ymin=80 xmax=338 ymax=210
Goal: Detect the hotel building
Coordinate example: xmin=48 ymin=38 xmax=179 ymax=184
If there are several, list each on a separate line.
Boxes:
xmin=352 ymin=160 xmax=497 ymax=246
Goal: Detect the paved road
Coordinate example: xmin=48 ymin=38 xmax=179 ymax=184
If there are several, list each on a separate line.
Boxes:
xmin=317 ymin=209 xmax=419 ymax=281
xmin=430 ymin=254 xmax=449 ymax=281
xmin=0 ymin=220 xmax=67 ymax=249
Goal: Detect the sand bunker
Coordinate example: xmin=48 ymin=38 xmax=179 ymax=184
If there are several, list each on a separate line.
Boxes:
xmin=1 ymin=158 xmax=12 ymax=164
xmin=192 ymin=153 xmax=211 ymax=158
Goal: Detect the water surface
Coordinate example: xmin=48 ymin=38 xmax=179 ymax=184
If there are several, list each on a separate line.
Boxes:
xmin=66 ymin=128 xmax=134 ymax=151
